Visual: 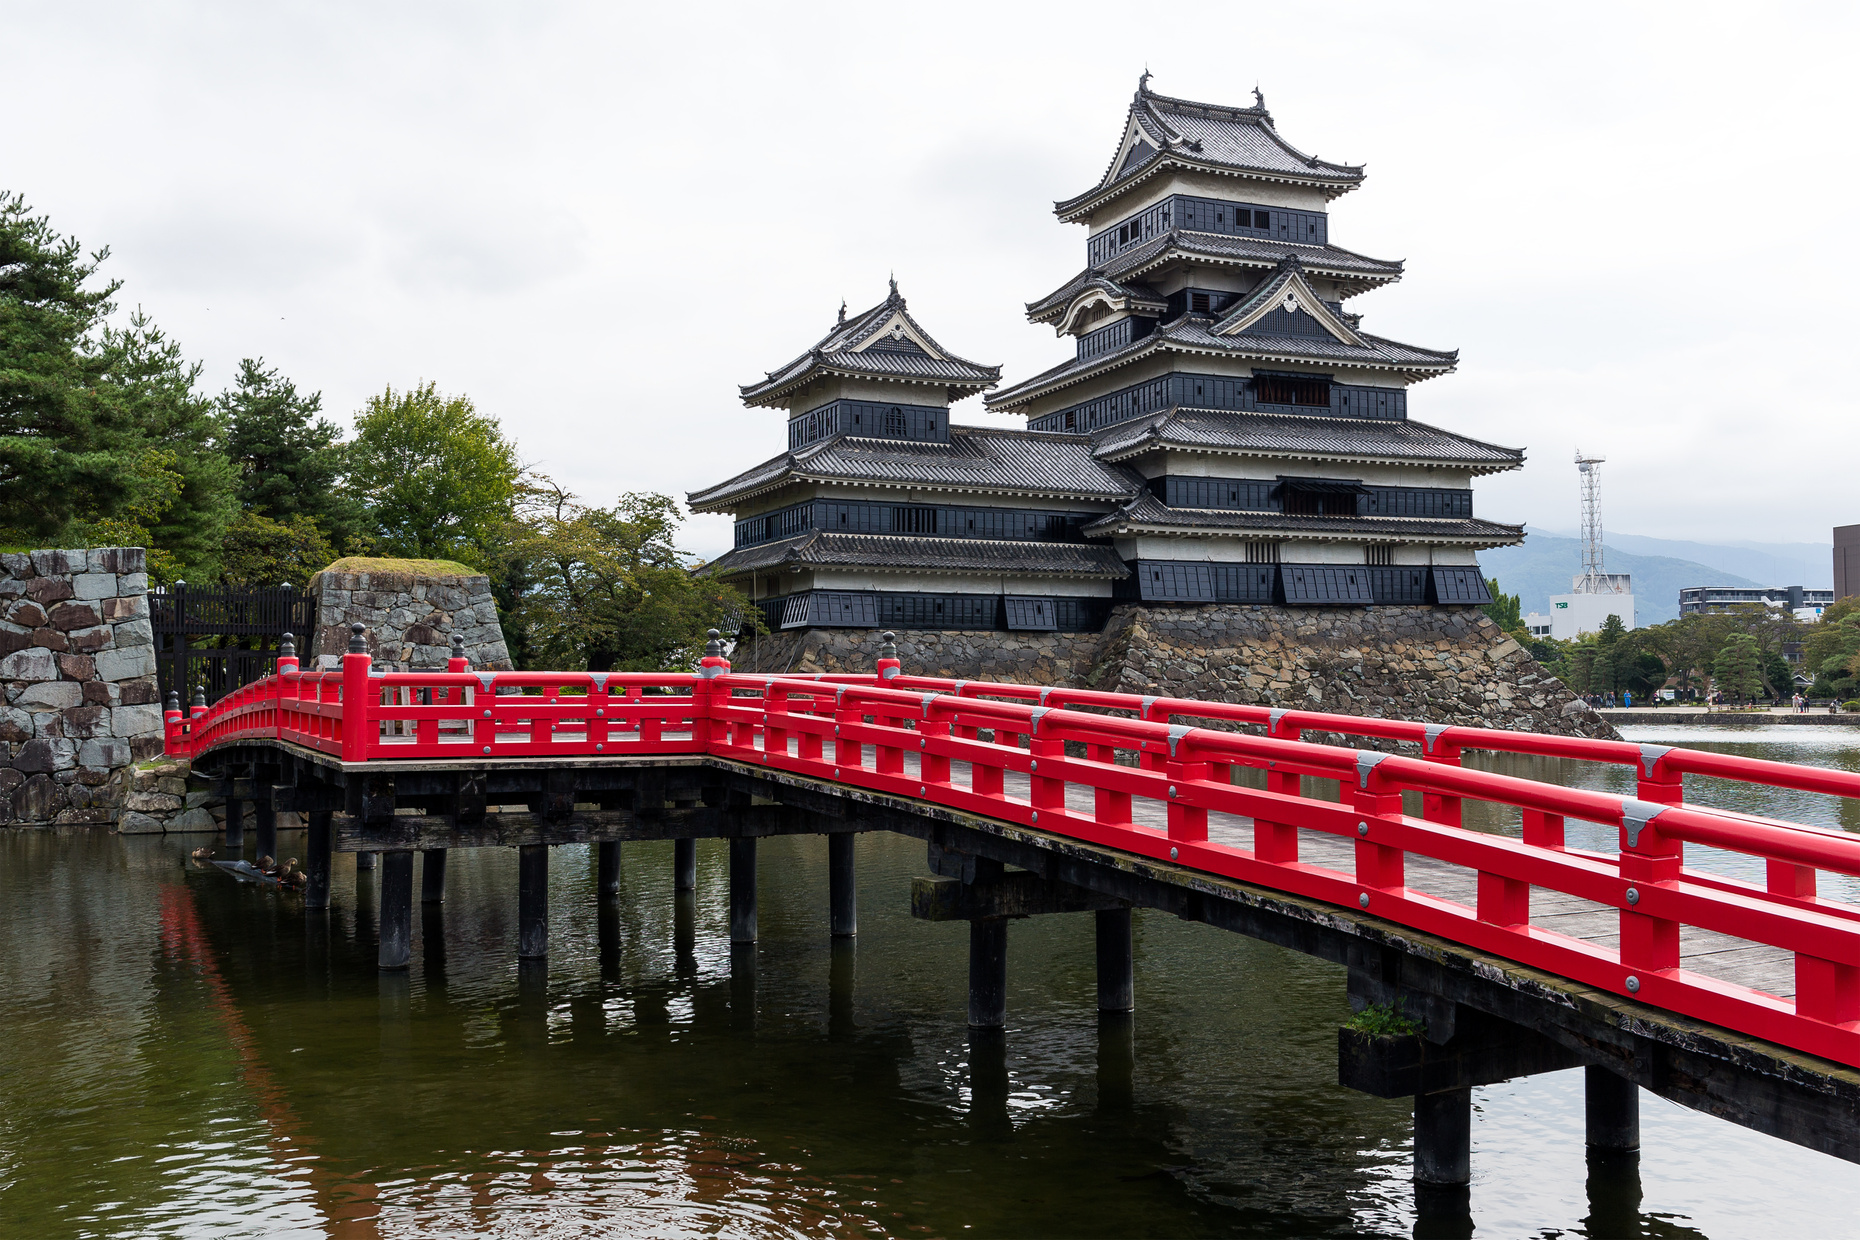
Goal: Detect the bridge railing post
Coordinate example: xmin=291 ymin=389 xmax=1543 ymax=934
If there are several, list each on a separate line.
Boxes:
xmin=1420 ymin=734 xmax=1464 ymax=828
xmin=164 ymin=690 xmax=185 ymax=757
xmin=1164 ymin=732 xmax=1209 ymax=845
xmin=340 ymin=623 xmax=374 ymax=762
xmin=1090 ymin=742 xmax=1131 ymax=827
xmin=1617 ymin=800 xmax=1682 ymax=989
xmin=1351 ymin=761 xmax=1405 ymax=900
xmin=1255 ymin=715 xmax=1302 ymax=862
xmin=696 ymin=629 xmax=730 ymax=749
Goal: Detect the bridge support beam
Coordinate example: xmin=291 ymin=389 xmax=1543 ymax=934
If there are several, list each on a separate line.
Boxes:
xmin=730 ymin=838 xmax=757 ymax=944
xmin=1096 ymin=908 xmax=1134 ymax=1013
xmin=674 ymin=839 xmax=696 ymax=892
xmin=356 ymin=851 xmax=376 ymax=871
xmin=518 ymin=844 xmax=548 ymax=959
xmin=253 ymin=796 xmax=276 ymax=862
xmin=379 ymin=850 xmax=414 ymax=970
xmin=305 ymin=810 xmax=332 ymax=911
xmin=421 ymin=850 xmax=447 ymax=904
xmin=968 ymin=919 xmax=1008 ymax=1029
xmin=1586 ymin=1065 xmax=1640 ymax=1152
xmin=224 ymin=797 xmax=245 ymax=851
xmin=829 ymin=833 xmax=856 ymax=937
xmin=1413 ymin=1088 xmax=1472 ymax=1186
xmin=597 ymin=842 xmax=622 ymax=899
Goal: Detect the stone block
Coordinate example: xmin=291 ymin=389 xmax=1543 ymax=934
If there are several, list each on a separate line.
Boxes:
xmin=166 ymin=807 xmax=218 ymax=833
xmin=125 ymin=790 xmax=184 ymax=812
xmin=118 ymin=809 xmax=165 ymax=834
xmin=79 ymin=737 xmax=130 ymax=769
xmin=17 ymin=682 xmax=83 ymax=710
xmin=57 ymin=653 xmax=95 ymax=681
xmin=68 ymin=626 xmax=112 ymax=653
xmin=0 ymin=630 xmax=26 ymax=661
xmin=116 ymin=572 xmax=149 ymax=595
xmin=71 ymin=573 xmax=115 ymax=601
xmin=14 ymin=773 xmax=60 ymax=821
xmin=95 ymin=646 xmax=156 ymax=683
xmin=111 ymin=619 xmax=153 ymax=648
xmin=156 ymin=776 xmax=186 ymax=795
xmin=0 ymin=552 xmax=32 ymax=578
xmin=7 ymin=600 xmax=47 ymax=628
xmin=102 ymin=594 xmax=147 ymax=622
xmin=0 ymin=708 xmax=28 ymax=743
xmin=24 ymin=577 xmax=73 ymax=605
xmin=117 ymin=680 xmax=157 ymax=705
xmin=60 ymin=705 xmax=108 ymax=738
xmin=93 ymin=548 xmax=145 ymax=574
xmin=185 ymin=790 xmax=216 ymax=809
xmin=0 ymin=648 xmax=57 ymax=681
xmin=114 ymin=704 xmax=163 ymax=737
xmin=48 ymin=601 xmax=100 ymax=631
xmin=31 ymin=628 xmax=69 ymax=652
xmin=82 ymin=681 xmax=117 ymax=706
xmin=29 ymin=550 xmax=74 ymax=576
xmin=129 ymin=736 xmax=165 ymax=761
xmin=14 ymin=738 xmax=62 ymax=773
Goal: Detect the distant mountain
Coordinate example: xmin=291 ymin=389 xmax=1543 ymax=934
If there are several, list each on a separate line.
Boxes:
xmin=1530 ymin=529 xmax=1832 ymax=590
xmin=1479 ymin=532 xmax=1760 ymax=626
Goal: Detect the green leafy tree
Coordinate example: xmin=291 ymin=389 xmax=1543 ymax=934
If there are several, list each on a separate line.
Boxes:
xmin=348 ymin=382 xmax=519 ymax=565
xmin=217 ymin=358 xmax=365 ymax=547
xmin=218 ymin=510 xmax=336 ymax=590
xmin=1482 ymin=579 xmax=1522 ymax=631
xmin=504 ymin=481 xmax=750 ymax=672
xmin=1713 ymin=633 xmax=1764 ymax=702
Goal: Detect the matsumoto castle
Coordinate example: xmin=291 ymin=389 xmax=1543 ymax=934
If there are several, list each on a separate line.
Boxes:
xmin=692 ymin=78 xmax=1522 ymax=635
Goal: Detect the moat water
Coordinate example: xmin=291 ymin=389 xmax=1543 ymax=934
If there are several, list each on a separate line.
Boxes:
xmin=4 ymin=725 xmax=1860 ymax=1238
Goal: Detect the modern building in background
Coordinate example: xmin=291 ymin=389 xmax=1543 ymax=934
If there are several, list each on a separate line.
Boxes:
xmin=1836 ymin=524 xmax=1860 ymax=601
xmin=693 ymin=78 xmax=1524 ymax=633
xmin=1678 ymin=585 xmax=1835 ymax=617
xmin=1521 ymin=453 xmax=1635 ymax=641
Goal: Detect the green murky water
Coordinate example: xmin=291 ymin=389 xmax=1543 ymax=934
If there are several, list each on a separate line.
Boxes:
xmin=3 ymin=725 xmax=1859 ymax=1237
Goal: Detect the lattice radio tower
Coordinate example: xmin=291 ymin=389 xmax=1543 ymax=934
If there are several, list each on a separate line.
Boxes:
xmin=1574 ymin=449 xmax=1606 ymax=593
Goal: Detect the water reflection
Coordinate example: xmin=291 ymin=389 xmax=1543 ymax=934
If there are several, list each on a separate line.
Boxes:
xmin=2 ymin=730 xmax=1860 ymax=1235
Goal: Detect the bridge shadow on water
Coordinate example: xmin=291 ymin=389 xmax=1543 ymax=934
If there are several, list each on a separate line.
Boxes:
xmin=6 ymin=825 xmax=1856 ymax=1236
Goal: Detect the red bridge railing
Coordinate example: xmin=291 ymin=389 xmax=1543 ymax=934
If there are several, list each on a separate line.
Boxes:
xmin=167 ymin=638 xmax=1860 ymax=1067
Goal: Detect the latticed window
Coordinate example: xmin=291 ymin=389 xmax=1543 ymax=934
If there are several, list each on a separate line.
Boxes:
xmin=1245 ymin=541 xmax=1280 ymax=564
xmin=1365 ymin=545 xmax=1393 ymax=566
xmin=1255 ymin=374 xmax=1331 ymax=407
xmin=891 ymin=506 xmax=937 ymax=534
xmin=885 ymin=407 xmax=906 ymax=436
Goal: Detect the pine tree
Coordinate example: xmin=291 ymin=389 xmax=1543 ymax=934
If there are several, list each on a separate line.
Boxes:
xmin=1713 ymin=633 xmax=1764 ymax=703
xmin=217 ymin=358 xmax=364 ymax=546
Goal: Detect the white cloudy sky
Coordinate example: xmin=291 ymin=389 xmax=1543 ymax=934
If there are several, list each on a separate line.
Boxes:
xmin=7 ymin=1 xmax=1855 ymax=559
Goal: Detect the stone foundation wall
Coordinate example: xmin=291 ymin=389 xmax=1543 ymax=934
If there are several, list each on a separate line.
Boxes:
xmin=0 ymin=548 xmax=164 ymax=825
xmin=117 ymin=756 xmax=303 ymax=836
xmin=734 ymin=604 xmax=1614 ymax=740
xmin=307 ymin=568 xmax=511 ymax=671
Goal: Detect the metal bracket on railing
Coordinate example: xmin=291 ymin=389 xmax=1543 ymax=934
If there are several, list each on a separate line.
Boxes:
xmin=699 ymin=663 xmax=725 ymax=679
xmin=1620 ymin=799 xmax=1670 ymax=850
xmin=1028 ymin=706 xmax=1051 ymax=735
xmin=1356 ymin=750 xmax=1390 ymax=788
xmin=1166 ymin=724 xmax=1191 ymax=757
xmin=1038 ymin=687 xmax=1056 ymax=705
xmin=953 ymin=681 xmax=968 ymax=695
xmin=1268 ymin=707 xmax=1290 ymax=733
xmin=475 ymin=673 xmax=497 ymax=692
xmin=1142 ymin=695 xmax=1159 ymax=718
xmin=1639 ymin=744 xmax=1674 ymax=778
xmin=920 ymin=692 xmax=941 ymax=713
xmin=588 ymin=672 xmax=609 ymax=693
xmin=1423 ymin=723 xmax=1450 ymax=756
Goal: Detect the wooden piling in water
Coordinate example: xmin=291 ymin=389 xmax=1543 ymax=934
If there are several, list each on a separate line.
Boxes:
xmin=1095 ymin=907 xmax=1134 ymax=1013
xmin=304 ymin=811 xmax=332 ymax=911
xmin=253 ymin=796 xmax=276 ymax=861
xmin=224 ymin=797 xmax=245 ymax=850
xmin=597 ymin=841 xmax=621 ymax=899
xmin=1586 ymin=1065 xmax=1640 ymax=1152
xmin=829 ymin=833 xmax=856 ymax=937
xmin=1413 ymin=1088 xmax=1472 ymax=1186
xmin=968 ymin=919 xmax=1008 ymax=1029
xmin=421 ymin=849 xmax=447 ymax=904
xmin=379 ymin=850 xmax=414 ymax=970
xmin=730 ymin=838 xmax=757 ymax=943
xmin=518 ymin=844 xmax=548 ymax=959
xmin=674 ymin=839 xmax=696 ymax=892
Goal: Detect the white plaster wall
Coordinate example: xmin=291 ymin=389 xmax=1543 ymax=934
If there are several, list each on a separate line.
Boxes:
xmin=809 ymin=571 xmax=1111 ymax=597
xmin=1083 ymin=170 xmax=1333 ymax=232
xmin=786 ymin=376 xmax=957 ymax=414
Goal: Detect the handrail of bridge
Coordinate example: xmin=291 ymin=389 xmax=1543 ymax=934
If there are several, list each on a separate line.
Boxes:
xmin=165 ymin=641 xmax=1860 ymax=1067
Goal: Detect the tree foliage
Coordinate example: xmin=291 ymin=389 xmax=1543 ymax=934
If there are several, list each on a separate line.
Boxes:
xmin=1712 ymin=632 xmax=1765 ymax=702
xmin=218 ymin=510 xmax=336 ymax=590
xmin=348 ymin=383 xmax=519 ymax=566
xmin=502 ymin=481 xmax=749 ymax=672
xmin=1482 ymin=578 xmax=1522 ymax=631
xmin=217 ymin=357 xmax=364 ymax=547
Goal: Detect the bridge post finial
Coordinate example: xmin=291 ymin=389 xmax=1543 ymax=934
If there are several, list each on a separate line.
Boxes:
xmin=448 ymin=632 xmax=470 ymax=673
xmin=277 ymin=631 xmax=298 ymax=676
xmin=348 ymin=623 xmax=367 ymax=654
xmin=165 ymin=689 xmax=180 ymax=714
xmin=190 ymin=686 xmax=207 ymax=719
xmin=877 ymin=630 xmax=901 ymax=681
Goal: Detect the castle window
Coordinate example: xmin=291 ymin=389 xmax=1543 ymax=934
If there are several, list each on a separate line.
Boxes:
xmin=1255 ymin=374 xmax=1331 ymax=407
xmin=1245 ymin=541 xmax=1280 ymax=564
xmin=1190 ymin=292 xmax=1211 ymax=313
xmin=885 ymin=407 xmax=906 ymax=436
xmin=1254 ymin=210 xmax=1270 ymax=228
xmin=892 ymin=506 xmax=937 ymax=534
xmin=1366 ymin=545 xmax=1393 ymax=566
xmin=1064 ymin=411 xmax=1076 ymax=429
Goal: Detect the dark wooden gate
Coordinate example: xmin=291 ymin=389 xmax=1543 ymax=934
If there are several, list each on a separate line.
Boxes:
xmin=150 ymin=585 xmax=316 ymax=704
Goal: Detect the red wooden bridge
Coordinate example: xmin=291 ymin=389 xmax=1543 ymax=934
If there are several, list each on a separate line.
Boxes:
xmin=168 ymin=627 xmax=1860 ymax=1193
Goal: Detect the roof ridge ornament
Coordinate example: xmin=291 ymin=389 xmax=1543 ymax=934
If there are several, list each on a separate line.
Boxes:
xmin=837 ymin=300 xmax=846 ymax=325
xmin=1138 ymin=68 xmax=1151 ymax=96
xmin=1254 ymin=84 xmax=1265 ymax=110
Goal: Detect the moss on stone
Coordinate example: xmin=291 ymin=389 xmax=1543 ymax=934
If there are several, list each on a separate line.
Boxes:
xmin=313 ymin=556 xmax=480 ymax=579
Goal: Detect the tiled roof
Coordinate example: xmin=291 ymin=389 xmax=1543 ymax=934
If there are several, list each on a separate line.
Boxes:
xmin=1081 ymin=490 xmax=1524 ymax=545
xmin=741 ymin=283 xmax=1001 ymax=406
xmin=700 ymin=531 xmax=1131 ymax=580
xmin=986 ymin=311 xmax=1455 ymax=412
xmin=1090 ymin=408 xmax=1525 ymax=473
xmin=1057 ymin=79 xmax=1366 ymax=220
xmin=686 ymin=425 xmax=1143 ymax=511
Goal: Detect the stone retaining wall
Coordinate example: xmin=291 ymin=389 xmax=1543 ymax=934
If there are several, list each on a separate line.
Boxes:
xmin=0 ymin=548 xmax=163 ymax=825
xmin=735 ymin=604 xmax=1614 ymax=740
xmin=307 ymin=568 xmax=511 ymax=671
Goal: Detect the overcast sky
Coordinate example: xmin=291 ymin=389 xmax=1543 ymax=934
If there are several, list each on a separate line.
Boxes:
xmin=7 ymin=1 xmax=1855 ymax=560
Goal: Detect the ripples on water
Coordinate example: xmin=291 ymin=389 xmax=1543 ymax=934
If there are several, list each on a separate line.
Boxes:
xmin=0 ymin=725 xmax=1858 ymax=1237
